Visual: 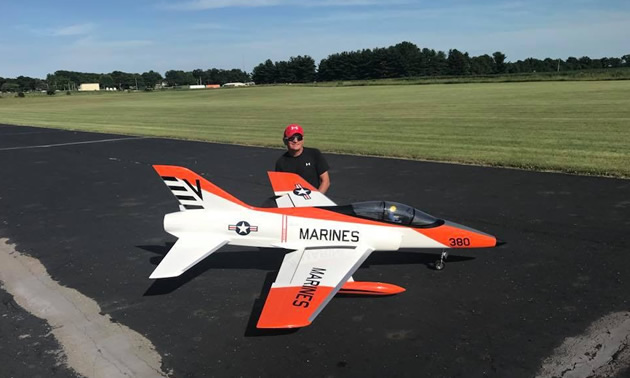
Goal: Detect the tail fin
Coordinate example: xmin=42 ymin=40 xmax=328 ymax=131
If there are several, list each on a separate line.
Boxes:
xmin=153 ymin=165 xmax=248 ymax=210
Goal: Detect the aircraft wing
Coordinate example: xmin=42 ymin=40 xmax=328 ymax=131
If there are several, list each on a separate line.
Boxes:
xmin=267 ymin=171 xmax=336 ymax=207
xmin=257 ymin=245 xmax=374 ymax=328
xmin=149 ymin=234 xmax=228 ymax=279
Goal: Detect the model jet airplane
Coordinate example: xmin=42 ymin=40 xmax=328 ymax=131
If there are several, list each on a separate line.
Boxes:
xmin=150 ymin=165 xmax=504 ymax=328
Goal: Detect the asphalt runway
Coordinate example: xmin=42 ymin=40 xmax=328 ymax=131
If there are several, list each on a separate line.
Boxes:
xmin=1 ymin=124 xmax=629 ymax=377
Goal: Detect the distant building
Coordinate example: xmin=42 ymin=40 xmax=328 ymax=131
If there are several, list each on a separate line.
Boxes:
xmin=78 ymin=83 xmax=100 ymax=91
xmin=222 ymin=82 xmax=246 ymax=87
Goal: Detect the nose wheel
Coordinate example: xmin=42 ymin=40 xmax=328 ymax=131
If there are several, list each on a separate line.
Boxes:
xmin=434 ymin=250 xmax=448 ymax=271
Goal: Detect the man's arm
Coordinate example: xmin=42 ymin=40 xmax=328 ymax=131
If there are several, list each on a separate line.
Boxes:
xmin=318 ymin=171 xmax=330 ymax=194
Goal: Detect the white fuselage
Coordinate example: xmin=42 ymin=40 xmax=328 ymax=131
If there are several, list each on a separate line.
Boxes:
xmin=164 ymin=207 xmax=448 ymax=252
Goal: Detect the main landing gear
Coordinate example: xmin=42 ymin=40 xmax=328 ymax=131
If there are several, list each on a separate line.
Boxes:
xmin=434 ymin=250 xmax=448 ymax=271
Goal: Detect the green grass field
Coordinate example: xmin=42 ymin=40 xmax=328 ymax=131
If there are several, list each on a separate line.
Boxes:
xmin=1 ymin=81 xmax=629 ymax=177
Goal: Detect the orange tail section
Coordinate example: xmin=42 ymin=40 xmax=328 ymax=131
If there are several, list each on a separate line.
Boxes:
xmin=153 ymin=165 xmax=249 ymax=209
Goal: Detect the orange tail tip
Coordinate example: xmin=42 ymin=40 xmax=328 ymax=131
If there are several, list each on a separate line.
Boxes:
xmin=338 ymin=281 xmax=405 ymax=296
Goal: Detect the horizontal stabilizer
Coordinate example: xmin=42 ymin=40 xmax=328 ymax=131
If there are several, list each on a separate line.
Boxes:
xmin=267 ymin=171 xmax=336 ymax=207
xmin=149 ymin=235 xmax=228 ymax=279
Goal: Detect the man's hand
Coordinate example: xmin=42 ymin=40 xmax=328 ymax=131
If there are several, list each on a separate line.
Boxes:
xmin=318 ymin=171 xmax=330 ymax=194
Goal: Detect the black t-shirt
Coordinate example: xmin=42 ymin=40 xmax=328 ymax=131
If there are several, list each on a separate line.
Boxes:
xmin=275 ymin=147 xmax=330 ymax=188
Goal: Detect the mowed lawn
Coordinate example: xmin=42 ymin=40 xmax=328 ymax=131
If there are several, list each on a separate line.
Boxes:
xmin=1 ymin=81 xmax=628 ymax=177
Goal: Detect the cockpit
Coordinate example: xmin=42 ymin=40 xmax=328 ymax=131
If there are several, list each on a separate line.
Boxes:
xmin=320 ymin=201 xmax=444 ymax=228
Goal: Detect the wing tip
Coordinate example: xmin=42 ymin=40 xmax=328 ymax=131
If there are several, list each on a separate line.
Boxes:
xmin=256 ymin=318 xmax=311 ymax=329
xmin=149 ymin=270 xmax=181 ymax=280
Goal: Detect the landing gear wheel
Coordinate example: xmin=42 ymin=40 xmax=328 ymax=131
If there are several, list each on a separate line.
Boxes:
xmin=434 ymin=250 xmax=449 ymax=271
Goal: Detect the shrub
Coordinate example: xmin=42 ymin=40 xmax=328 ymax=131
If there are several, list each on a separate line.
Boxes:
xmin=17 ymin=92 xmax=25 ymax=98
xmin=66 ymin=91 xmax=71 ymax=95
xmin=47 ymin=90 xmax=56 ymax=95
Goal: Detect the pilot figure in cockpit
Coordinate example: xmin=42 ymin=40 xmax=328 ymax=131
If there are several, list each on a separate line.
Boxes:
xmin=386 ymin=204 xmax=402 ymax=223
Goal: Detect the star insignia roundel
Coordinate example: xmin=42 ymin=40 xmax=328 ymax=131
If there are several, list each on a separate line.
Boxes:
xmin=228 ymin=221 xmax=259 ymax=236
xmin=293 ymin=184 xmax=311 ymax=199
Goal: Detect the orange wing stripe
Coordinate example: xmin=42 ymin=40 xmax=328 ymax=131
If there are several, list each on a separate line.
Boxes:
xmin=257 ymin=286 xmax=334 ymax=329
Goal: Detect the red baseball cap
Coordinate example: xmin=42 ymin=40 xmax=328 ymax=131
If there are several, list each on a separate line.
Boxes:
xmin=284 ymin=124 xmax=304 ymax=138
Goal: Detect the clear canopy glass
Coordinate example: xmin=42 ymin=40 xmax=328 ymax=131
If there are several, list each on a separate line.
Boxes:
xmin=322 ymin=201 xmax=442 ymax=227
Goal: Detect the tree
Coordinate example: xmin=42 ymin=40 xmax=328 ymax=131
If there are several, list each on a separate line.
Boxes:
xmin=110 ymin=71 xmax=136 ymax=89
xmin=391 ymin=41 xmax=423 ymax=76
xmin=252 ymin=59 xmax=277 ymax=84
xmin=192 ymin=69 xmax=204 ymax=85
xmin=288 ymin=55 xmax=316 ymax=83
xmin=492 ymin=51 xmax=506 ymax=74
xmin=565 ymin=57 xmax=579 ymax=70
xmin=578 ymin=56 xmax=592 ymax=69
xmin=447 ymin=49 xmax=470 ymax=75
xmin=470 ymin=54 xmax=494 ymax=75
xmin=275 ymin=61 xmax=292 ymax=83
xmin=100 ymin=74 xmax=114 ymax=88
xmin=141 ymin=70 xmax=163 ymax=88
xmin=164 ymin=70 xmax=196 ymax=86
xmin=433 ymin=50 xmax=448 ymax=75
xmin=1 ymin=82 xmax=19 ymax=92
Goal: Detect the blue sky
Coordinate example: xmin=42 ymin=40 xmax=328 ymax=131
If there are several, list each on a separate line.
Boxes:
xmin=1 ymin=0 xmax=628 ymax=78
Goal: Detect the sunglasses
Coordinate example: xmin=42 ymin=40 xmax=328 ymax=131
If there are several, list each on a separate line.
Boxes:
xmin=285 ymin=134 xmax=303 ymax=142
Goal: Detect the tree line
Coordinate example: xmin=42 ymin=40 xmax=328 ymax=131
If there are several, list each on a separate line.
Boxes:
xmin=1 ymin=41 xmax=629 ymax=92
xmin=0 ymin=69 xmax=250 ymax=92
xmin=253 ymin=41 xmax=630 ymax=83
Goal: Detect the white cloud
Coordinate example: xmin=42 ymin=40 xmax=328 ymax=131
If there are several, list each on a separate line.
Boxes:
xmin=51 ymin=23 xmax=95 ymax=36
xmin=189 ymin=22 xmax=232 ymax=30
xmin=19 ymin=23 xmax=96 ymax=38
xmin=72 ymin=37 xmax=154 ymax=49
xmin=302 ymin=8 xmax=440 ymax=24
xmin=161 ymin=0 xmax=402 ymax=11
xmin=162 ymin=0 xmax=282 ymax=10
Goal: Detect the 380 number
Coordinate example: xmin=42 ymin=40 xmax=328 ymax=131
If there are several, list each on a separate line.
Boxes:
xmin=448 ymin=237 xmax=471 ymax=247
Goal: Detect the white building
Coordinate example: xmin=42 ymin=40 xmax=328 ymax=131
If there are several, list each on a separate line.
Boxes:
xmin=78 ymin=83 xmax=100 ymax=91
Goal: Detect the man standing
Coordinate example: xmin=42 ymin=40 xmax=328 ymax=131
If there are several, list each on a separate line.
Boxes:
xmin=275 ymin=124 xmax=330 ymax=194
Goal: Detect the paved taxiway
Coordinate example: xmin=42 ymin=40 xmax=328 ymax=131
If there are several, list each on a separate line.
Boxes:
xmin=0 ymin=124 xmax=628 ymax=377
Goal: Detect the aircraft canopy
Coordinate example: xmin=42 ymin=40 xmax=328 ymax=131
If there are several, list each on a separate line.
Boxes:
xmin=323 ymin=201 xmax=443 ymax=227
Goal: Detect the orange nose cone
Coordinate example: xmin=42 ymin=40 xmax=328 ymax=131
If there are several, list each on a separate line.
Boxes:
xmin=417 ymin=221 xmax=500 ymax=248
